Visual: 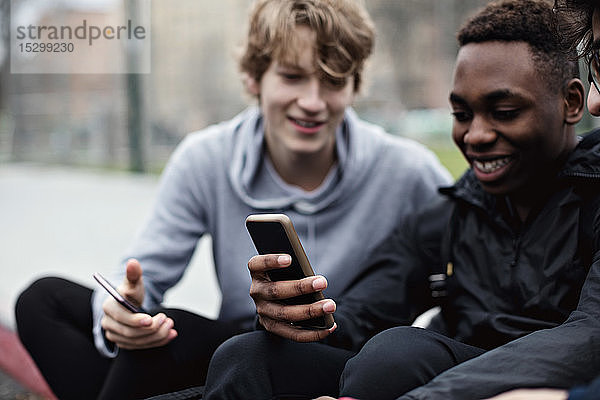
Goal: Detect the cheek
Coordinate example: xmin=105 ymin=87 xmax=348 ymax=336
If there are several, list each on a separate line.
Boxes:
xmin=325 ymin=101 xmax=350 ymax=126
xmin=451 ymin=124 xmax=465 ymax=147
xmin=328 ymin=87 xmax=355 ymax=112
xmin=260 ymin=90 xmax=286 ymax=116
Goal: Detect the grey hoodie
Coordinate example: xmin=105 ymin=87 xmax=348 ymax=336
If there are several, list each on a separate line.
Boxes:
xmin=92 ymin=107 xmax=452 ymax=356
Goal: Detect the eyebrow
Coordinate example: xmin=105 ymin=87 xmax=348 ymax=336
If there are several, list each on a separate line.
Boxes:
xmin=276 ymin=62 xmax=302 ymax=69
xmin=449 ymin=93 xmax=466 ymax=105
xmin=276 ymin=62 xmax=314 ymax=74
xmin=449 ymin=89 xmax=523 ymax=104
xmin=484 ymin=89 xmax=520 ymax=102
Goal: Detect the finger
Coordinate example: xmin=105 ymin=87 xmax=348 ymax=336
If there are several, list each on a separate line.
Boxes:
xmin=260 ymin=316 xmax=336 ymax=343
xmin=108 ymin=322 xmax=177 ymax=350
xmin=250 ymin=275 xmax=328 ymax=301
xmin=112 ymin=319 xmax=175 ymax=349
xmin=102 ymin=299 xmax=158 ymax=330
xmin=118 ymin=259 xmax=145 ymax=305
xmin=118 ymin=328 xmax=178 ymax=350
xmin=103 ymin=296 xmax=152 ymax=326
xmin=117 ymin=318 xmax=177 ymax=349
xmin=256 ymin=299 xmax=336 ymax=323
xmin=102 ymin=313 xmax=167 ymax=339
xmin=248 ymin=254 xmax=292 ymax=274
xmin=125 ymin=259 xmax=143 ymax=285
xmin=103 ymin=297 xmax=136 ymax=326
xmin=103 ymin=315 xmax=175 ymax=345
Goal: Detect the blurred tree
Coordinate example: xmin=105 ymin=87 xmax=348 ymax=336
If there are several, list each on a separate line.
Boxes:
xmin=126 ymin=0 xmax=145 ymax=173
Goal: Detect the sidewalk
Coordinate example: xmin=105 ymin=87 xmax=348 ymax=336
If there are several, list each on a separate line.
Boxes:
xmin=0 ymin=162 xmax=220 ymax=397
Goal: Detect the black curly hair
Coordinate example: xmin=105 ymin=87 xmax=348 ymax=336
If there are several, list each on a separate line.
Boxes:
xmin=457 ymin=0 xmax=579 ymax=93
xmin=553 ymin=0 xmax=595 ymax=61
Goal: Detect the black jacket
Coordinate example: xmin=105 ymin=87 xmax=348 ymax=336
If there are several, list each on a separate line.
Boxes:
xmin=328 ymin=131 xmax=600 ymax=398
xmin=397 ymin=130 xmax=600 ymax=399
xmin=330 ymin=131 xmax=600 ymax=358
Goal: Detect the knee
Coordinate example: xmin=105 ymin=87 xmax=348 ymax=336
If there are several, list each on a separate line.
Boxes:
xmin=340 ymin=327 xmax=439 ymax=399
xmin=16 ymin=277 xmax=61 ymax=319
xmin=205 ymin=331 xmax=273 ymax=398
xmin=210 ymin=331 xmax=270 ymax=371
xmin=15 ymin=276 xmax=73 ymax=333
xmin=346 ymin=326 xmax=427 ymax=373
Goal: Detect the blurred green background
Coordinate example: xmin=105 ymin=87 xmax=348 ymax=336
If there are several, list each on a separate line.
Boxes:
xmin=430 ymin=142 xmax=467 ymax=180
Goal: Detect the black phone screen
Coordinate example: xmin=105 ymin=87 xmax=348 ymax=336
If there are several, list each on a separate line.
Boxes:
xmin=246 ymin=216 xmax=333 ymax=329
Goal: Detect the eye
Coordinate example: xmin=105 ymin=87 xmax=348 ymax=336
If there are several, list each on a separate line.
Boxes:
xmin=322 ymin=76 xmax=348 ymax=90
xmin=492 ymin=109 xmax=520 ymax=121
xmin=451 ymin=110 xmax=472 ymax=122
xmin=280 ymin=72 xmax=303 ymax=82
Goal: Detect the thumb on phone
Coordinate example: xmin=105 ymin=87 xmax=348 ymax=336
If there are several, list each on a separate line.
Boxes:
xmin=120 ymin=258 xmax=145 ymax=307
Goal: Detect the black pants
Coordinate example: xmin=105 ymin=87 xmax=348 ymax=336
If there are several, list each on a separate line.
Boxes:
xmin=15 ymin=277 xmax=249 ymax=400
xmin=204 ymin=327 xmax=485 ymax=400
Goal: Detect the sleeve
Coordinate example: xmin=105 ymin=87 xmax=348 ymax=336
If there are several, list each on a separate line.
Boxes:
xmin=324 ymin=197 xmax=451 ymax=351
xmin=319 ymin=137 xmax=453 ymax=352
xmin=399 ymin=252 xmax=600 ymax=400
xmin=91 ymin=135 xmax=214 ymax=357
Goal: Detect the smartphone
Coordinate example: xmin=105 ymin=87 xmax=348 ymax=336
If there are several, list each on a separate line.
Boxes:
xmin=245 ymin=213 xmax=334 ymax=329
xmin=92 ymin=272 xmax=149 ymax=314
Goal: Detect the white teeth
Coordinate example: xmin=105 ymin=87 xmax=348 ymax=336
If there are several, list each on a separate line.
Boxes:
xmin=474 ymin=156 xmax=512 ymax=173
xmin=292 ymin=118 xmax=319 ymax=128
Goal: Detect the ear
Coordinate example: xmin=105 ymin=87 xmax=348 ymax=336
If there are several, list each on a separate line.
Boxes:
xmin=243 ymin=72 xmax=260 ymax=97
xmin=563 ymin=78 xmax=585 ymax=125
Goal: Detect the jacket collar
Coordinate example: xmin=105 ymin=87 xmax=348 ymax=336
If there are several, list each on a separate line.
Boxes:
xmin=558 ymin=128 xmax=600 ymax=180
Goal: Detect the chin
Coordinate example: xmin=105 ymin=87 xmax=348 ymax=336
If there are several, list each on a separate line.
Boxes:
xmin=477 ymin=180 xmax=512 ymax=196
xmin=288 ymin=140 xmax=327 ymax=154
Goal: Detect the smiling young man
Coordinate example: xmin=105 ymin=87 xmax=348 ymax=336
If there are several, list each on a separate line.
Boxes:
xmin=484 ymin=2 xmax=600 ymax=400
xmin=203 ymin=1 xmax=600 ymax=399
xmin=13 ymin=1 xmax=452 ymax=399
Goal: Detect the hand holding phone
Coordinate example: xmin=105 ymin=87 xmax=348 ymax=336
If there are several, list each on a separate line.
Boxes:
xmin=246 ymin=213 xmax=335 ymax=330
xmin=94 ymin=260 xmax=177 ymax=350
xmin=93 ymin=272 xmax=149 ymax=314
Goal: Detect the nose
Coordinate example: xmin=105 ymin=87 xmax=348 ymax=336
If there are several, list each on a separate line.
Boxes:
xmin=587 ymin=86 xmax=600 ymax=117
xmin=297 ymin=78 xmax=326 ymax=113
xmin=462 ymin=115 xmax=497 ymax=148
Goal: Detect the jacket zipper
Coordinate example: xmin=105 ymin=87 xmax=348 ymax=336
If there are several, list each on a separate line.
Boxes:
xmin=561 ymin=171 xmax=600 ymax=179
xmin=510 ymin=234 xmax=521 ymax=268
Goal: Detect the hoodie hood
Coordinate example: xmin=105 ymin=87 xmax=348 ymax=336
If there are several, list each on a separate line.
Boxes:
xmin=228 ymin=106 xmax=384 ymax=214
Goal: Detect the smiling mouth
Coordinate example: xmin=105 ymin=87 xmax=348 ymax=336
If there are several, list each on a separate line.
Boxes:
xmin=473 ymin=155 xmax=514 ymax=174
xmin=288 ymin=117 xmax=324 ymax=128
